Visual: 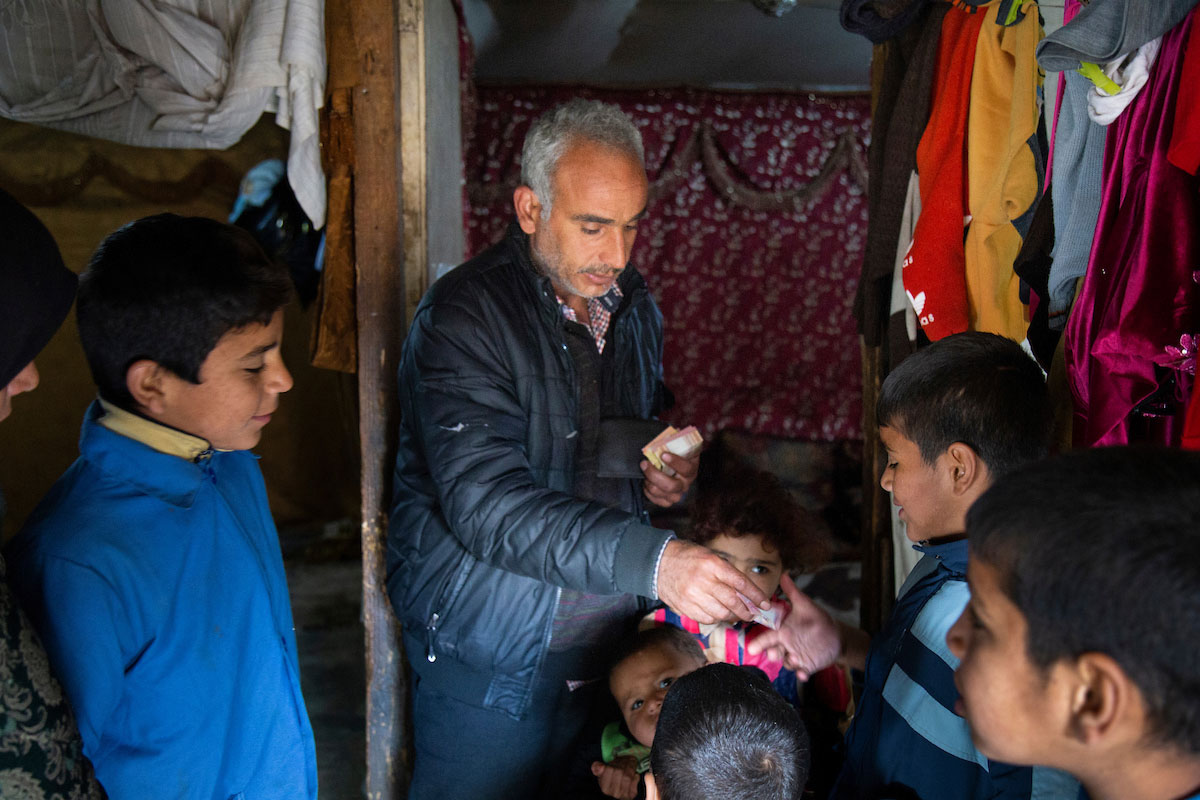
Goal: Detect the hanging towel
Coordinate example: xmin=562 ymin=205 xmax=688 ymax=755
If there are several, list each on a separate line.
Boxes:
xmin=963 ymin=0 xmax=1043 ymax=342
xmin=903 ymin=4 xmax=987 ymax=340
xmin=887 ymin=170 xmax=922 ymax=370
xmin=1087 ymin=39 xmax=1161 ymax=125
xmin=1065 ymin=9 xmax=1200 ymax=447
xmin=1036 ymin=0 xmax=1197 ymax=74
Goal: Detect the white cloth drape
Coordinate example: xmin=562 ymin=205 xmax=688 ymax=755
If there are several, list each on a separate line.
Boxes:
xmin=0 ymin=0 xmax=326 ymax=227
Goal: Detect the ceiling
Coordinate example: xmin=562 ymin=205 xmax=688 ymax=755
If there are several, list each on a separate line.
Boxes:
xmin=462 ymin=0 xmax=873 ymax=92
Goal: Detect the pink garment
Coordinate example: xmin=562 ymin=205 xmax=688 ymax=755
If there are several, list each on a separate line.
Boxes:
xmin=1065 ymin=9 xmax=1200 ymax=447
xmin=648 ymin=600 xmax=791 ymax=681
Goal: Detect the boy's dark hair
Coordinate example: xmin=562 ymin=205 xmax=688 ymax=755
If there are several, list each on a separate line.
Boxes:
xmin=877 ymin=331 xmax=1051 ymax=477
xmin=968 ymin=446 xmax=1200 ymax=755
xmin=687 ymin=461 xmax=830 ymax=574
xmin=610 ymin=625 xmax=705 ymax=678
xmin=651 ymin=663 xmax=810 ymax=800
xmin=76 ymin=214 xmax=291 ymax=410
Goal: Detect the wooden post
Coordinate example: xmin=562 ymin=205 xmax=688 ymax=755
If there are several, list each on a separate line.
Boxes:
xmin=325 ymin=0 xmax=431 ymax=794
xmin=859 ymin=41 xmax=895 ymax=636
xmin=343 ymin=0 xmax=409 ymax=796
xmin=859 ymin=339 xmax=893 ymax=635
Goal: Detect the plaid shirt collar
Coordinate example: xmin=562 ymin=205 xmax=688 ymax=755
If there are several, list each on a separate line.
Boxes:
xmin=557 ymin=284 xmax=623 ymax=354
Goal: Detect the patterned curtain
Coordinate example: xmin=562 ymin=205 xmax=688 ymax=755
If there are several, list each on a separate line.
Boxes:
xmin=465 ymin=86 xmax=870 ymax=441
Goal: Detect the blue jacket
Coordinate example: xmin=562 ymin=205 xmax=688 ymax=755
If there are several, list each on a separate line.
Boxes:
xmin=833 ymin=538 xmax=1077 ymax=800
xmin=386 ymin=224 xmax=673 ymax=718
xmin=7 ymin=402 xmax=317 ymax=800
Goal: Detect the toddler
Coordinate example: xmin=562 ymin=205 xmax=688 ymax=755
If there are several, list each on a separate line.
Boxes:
xmin=592 ymin=626 xmax=707 ymax=799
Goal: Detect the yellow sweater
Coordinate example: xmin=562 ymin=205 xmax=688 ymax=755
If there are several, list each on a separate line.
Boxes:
xmin=965 ymin=0 xmax=1043 ymax=341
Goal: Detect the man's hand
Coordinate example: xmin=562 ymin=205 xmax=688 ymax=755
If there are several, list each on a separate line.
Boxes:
xmin=641 ymin=450 xmax=699 ymax=508
xmin=745 ymin=573 xmax=843 ymax=679
xmin=657 ymin=539 xmax=770 ymax=624
xmin=591 ymin=758 xmax=640 ymax=800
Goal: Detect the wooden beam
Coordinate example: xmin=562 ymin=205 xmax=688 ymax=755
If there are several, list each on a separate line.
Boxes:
xmin=859 ymin=338 xmax=893 ymax=635
xmin=343 ymin=0 xmax=408 ymax=797
xmin=399 ymin=0 xmax=428 ymax=323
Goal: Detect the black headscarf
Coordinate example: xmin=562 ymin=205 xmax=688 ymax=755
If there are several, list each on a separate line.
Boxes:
xmin=0 ymin=188 xmax=76 ymax=388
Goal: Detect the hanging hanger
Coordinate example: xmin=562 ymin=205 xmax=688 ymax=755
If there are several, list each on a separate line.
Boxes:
xmin=1077 ymin=61 xmax=1121 ymax=95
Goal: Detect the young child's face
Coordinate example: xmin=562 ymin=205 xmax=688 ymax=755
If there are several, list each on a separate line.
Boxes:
xmin=153 ymin=309 xmax=293 ymax=451
xmin=708 ymin=531 xmax=784 ymax=600
xmin=879 ymin=424 xmax=959 ymax=542
xmin=947 ymin=556 xmax=1069 ymax=766
xmin=610 ymin=643 xmax=704 ymax=748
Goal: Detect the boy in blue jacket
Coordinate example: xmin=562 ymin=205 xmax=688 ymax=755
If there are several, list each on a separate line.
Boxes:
xmin=6 ymin=214 xmax=317 ymax=800
xmin=948 ymin=446 xmax=1200 ymax=800
xmin=751 ymin=332 xmax=1078 ymax=800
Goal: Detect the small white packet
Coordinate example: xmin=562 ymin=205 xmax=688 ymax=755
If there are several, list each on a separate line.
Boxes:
xmin=736 ymin=591 xmax=780 ymax=630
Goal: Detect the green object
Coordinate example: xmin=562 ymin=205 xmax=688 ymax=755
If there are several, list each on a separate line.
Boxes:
xmin=601 ymin=721 xmax=652 ymax=774
xmin=1078 ymin=61 xmax=1122 ymax=96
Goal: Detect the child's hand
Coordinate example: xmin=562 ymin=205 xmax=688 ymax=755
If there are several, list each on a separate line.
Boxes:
xmin=746 ymin=573 xmax=842 ymax=679
xmin=591 ymin=757 xmax=641 ymax=799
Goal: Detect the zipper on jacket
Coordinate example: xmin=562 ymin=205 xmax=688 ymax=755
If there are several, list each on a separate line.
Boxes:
xmin=425 ymin=612 xmax=440 ymax=662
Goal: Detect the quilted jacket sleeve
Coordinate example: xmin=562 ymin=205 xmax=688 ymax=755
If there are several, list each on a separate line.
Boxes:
xmin=397 ymin=295 xmax=670 ymax=599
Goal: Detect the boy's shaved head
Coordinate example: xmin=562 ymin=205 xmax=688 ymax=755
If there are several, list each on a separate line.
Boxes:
xmin=967 ymin=446 xmax=1200 ymax=755
xmin=877 ymin=332 xmax=1050 ymax=477
xmin=650 ymin=663 xmax=810 ymax=800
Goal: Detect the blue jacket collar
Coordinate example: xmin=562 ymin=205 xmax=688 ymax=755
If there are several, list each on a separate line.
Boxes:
xmin=914 ymin=536 xmax=968 ymax=577
xmin=78 ymin=400 xmax=209 ymax=509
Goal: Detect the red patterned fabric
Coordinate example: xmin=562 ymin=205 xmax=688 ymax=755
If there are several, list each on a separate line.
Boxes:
xmin=465 ymin=87 xmax=870 ymax=441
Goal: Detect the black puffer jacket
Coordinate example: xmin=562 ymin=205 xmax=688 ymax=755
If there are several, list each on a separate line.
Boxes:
xmin=386 ymin=224 xmax=673 ymax=718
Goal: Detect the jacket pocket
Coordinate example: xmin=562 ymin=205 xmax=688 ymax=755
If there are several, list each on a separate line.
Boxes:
xmin=423 ymin=550 xmax=476 ymax=664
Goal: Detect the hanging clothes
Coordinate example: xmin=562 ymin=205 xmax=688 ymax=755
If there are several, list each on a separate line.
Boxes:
xmin=1035 ymin=0 xmax=1198 ymax=74
xmin=853 ymin=2 xmax=950 ymax=348
xmin=1167 ymin=16 xmax=1200 ymax=174
xmin=903 ymin=4 xmax=987 ymax=340
xmin=1087 ymin=39 xmax=1161 ymax=126
xmin=1045 ymin=69 xmax=1106 ymax=326
xmin=963 ymin=0 xmax=1043 ymax=342
xmin=841 ymin=0 xmax=933 ymax=44
xmin=1065 ymin=9 xmax=1200 ymax=447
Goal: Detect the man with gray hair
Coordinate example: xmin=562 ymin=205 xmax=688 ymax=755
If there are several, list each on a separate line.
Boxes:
xmin=387 ymin=98 xmax=770 ymax=798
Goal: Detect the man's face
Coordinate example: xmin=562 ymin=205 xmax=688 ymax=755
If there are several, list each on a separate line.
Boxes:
xmin=523 ymin=140 xmax=649 ymax=301
xmin=947 ymin=557 xmax=1068 ymax=765
xmin=0 ymin=361 xmax=39 ymax=423
xmin=707 ymin=532 xmax=784 ymax=600
xmin=879 ymin=424 xmax=959 ymax=543
xmin=610 ymin=643 xmax=703 ymax=748
xmin=150 ymin=309 xmax=293 ymax=451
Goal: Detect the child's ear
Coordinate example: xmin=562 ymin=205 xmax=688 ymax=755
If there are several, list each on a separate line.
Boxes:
xmin=644 ymin=771 xmax=660 ymax=800
xmin=1068 ymin=652 xmax=1133 ymax=747
xmin=513 ymin=185 xmax=543 ymax=235
xmin=125 ymin=359 xmax=172 ymax=415
xmin=945 ymin=442 xmax=989 ymax=496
